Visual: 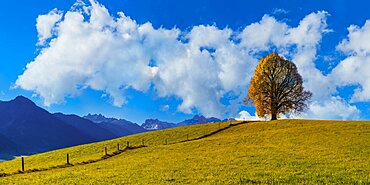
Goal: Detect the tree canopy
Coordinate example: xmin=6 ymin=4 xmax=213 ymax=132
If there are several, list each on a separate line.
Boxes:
xmin=247 ymin=52 xmax=312 ymax=120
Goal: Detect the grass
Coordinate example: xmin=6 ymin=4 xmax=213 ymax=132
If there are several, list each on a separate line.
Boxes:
xmin=1 ymin=119 xmax=370 ymax=184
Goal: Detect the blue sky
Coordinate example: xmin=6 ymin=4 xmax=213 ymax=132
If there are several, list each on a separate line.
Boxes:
xmin=1 ymin=0 xmax=370 ymax=123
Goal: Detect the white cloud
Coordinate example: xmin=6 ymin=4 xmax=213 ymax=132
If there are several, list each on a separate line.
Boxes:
xmin=15 ymin=1 xmax=364 ymax=120
xmin=292 ymin=12 xmax=336 ymax=101
xmin=239 ymin=15 xmax=289 ymax=51
xmin=36 ymin=8 xmax=63 ymax=45
xmin=336 ymin=21 xmax=370 ymax=56
xmin=17 ymin=2 xmax=156 ymax=106
xmin=331 ymin=20 xmax=370 ymax=103
xmin=17 ymin=1 xmax=258 ymax=117
xmin=235 ymin=110 xmax=263 ymax=121
xmin=302 ymin=97 xmax=360 ymax=120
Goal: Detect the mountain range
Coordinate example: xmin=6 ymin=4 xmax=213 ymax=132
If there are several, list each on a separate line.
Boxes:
xmin=141 ymin=119 xmax=177 ymax=130
xmin=0 ymin=96 xmax=222 ymax=160
xmin=0 ymin=96 xmax=94 ymax=159
xmin=142 ymin=115 xmax=222 ymax=130
xmin=83 ymin=114 xmax=146 ymax=137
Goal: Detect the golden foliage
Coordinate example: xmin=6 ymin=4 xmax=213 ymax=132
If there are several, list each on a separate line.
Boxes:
xmin=247 ymin=52 xmax=312 ymax=120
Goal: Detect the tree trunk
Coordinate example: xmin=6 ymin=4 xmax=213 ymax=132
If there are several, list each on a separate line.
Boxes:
xmin=271 ymin=113 xmax=277 ymax=121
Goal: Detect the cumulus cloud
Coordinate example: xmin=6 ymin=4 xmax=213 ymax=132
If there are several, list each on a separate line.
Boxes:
xmin=17 ymin=0 xmax=257 ymax=117
xmin=17 ymin=1 xmax=160 ymax=107
xmin=302 ymin=97 xmax=360 ymax=120
xmin=239 ymin=15 xmax=289 ymax=51
xmin=235 ymin=111 xmax=263 ymax=121
xmin=336 ymin=21 xmax=370 ymax=56
xmin=36 ymin=8 xmax=63 ymax=46
xmin=16 ymin=0 xmax=363 ymax=120
xmin=331 ymin=20 xmax=370 ymax=103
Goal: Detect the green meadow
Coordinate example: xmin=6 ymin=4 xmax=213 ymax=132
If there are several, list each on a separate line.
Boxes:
xmin=1 ymin=120 xmax=370 ymax=184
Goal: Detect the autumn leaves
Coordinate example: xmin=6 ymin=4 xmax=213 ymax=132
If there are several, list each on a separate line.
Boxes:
xmin=247 ymin=53 xmax=312 ymax=120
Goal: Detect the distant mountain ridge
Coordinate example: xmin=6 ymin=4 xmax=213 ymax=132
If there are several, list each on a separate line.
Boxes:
xmin=142 ymin=119 xmax=176 ymax=130
xmin=141 ymin=115 xmax=221 ymax=131
xmin=83 ymin=114 xmax=146 ymax=137
xmin=177 ymin=115 xmax=221 ymax=126
xmin=83 ymin=114 xmax=117 ymax=123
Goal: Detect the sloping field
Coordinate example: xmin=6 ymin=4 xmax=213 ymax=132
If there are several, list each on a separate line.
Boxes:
xmin=1 ymin=120 xmax=370 ymax=184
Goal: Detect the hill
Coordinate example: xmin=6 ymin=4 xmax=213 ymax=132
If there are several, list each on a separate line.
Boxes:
xmin=0 ymin=96 xmax=94 ymax=156
xmin=0 ymin=119 xmax=369 ymax=184
xmin=0 ymin=97 xmax=152 ymax=159
xmin=0 ymin=133 xmax=17 ymax=160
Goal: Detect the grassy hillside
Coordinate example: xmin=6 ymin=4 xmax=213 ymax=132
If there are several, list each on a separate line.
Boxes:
xmin=0 ymin=121 xmax=233 ymax=175
xmin=1 ymin=120 xmax=370 ymax=184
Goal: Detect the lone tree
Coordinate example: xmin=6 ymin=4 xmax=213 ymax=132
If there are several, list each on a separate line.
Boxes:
xmin=246 ymin=52 xmax=312 ymax=120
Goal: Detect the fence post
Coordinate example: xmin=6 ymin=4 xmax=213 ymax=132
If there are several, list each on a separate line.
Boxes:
xmin=21 ymin=157 xmax=24 ymax=172
xmin=105 ymin=147 xmax=107 ymax=156
xmin=117 ymin=143 xmax=120 ymax=151
xmin=66 ymin=153 xmax=70 ymax=165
